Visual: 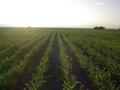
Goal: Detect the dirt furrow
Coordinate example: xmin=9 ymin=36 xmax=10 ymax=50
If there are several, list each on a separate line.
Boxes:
xmin=41 ymin=33 xmax=63 ymax=90
xmin=60 ymin=33 xmax=97 ymax=90
xmin=11 ymin=35 xmax=52 ymax=90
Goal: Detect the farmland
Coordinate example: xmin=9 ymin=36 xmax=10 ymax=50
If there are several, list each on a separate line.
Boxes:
xmin=0 ymin=27 xmax=120 ymax=90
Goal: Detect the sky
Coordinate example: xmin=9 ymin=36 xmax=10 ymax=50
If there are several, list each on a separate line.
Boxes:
xmin=0 ymin=0 xmax=120 ymax=28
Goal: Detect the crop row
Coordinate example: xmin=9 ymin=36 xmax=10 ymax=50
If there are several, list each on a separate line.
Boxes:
xmin=63 ymin=30 xmax=120 ymax=89
xmin=0 ymin=32 xmax=52 ymax=89
xmin=25 ymin=32 xmax=55 ymax=90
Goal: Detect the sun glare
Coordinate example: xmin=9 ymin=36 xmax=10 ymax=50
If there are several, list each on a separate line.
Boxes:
xmin=0 ymin=0 xmax=119 ymax=28
xmin=0 ymin=0 xmax=98 ymax=27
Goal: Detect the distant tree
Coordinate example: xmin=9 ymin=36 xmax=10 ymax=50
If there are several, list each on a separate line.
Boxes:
xmin=118 ymin=28 xmax=120 ymax=30
xmin=94 ymin=26 xmax=105 ymax=30
xmin=99 ymin=26 xmax=105 ymax=30
xmin=28 ymin=26 xmax=31 ymax=29
xmin=94 ymin=26 xmax=99 ymax=29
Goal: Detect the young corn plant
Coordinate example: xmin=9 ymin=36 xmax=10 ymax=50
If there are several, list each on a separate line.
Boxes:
xmin=58 ymin=33 xmax=85 ymax=90
xmin=25 ymin=34 xmax=54 ymax=90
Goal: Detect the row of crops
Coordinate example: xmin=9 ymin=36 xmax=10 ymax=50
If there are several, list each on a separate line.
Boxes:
xmin=0 ymin=28 xmax=120 ymax=90
xmin=62 ymin=29 xmax=120 ymax=90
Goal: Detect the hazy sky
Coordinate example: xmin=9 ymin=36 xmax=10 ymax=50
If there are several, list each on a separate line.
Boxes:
xmin=0 ymin=0 xmax=120 ymax=28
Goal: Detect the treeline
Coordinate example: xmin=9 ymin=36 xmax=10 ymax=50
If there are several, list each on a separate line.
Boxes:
xmin=94 ymin=26 xmax=105 ymax=30
xmin=94 ymin=26 xmax=120 ymax=30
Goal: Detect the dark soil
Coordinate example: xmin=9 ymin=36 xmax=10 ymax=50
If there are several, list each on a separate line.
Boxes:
xmin=41 ymin=33 xmax=63 ymax=90
xmin=10 ymin=35 xmax=52 ymax=90
xmin=0 ymin=37 xmax=45 ymax=74
xmin=0 ymin=38 xmax=31 ymax=60
xmin=15 ymin=36 xmax=44 ymax=60
xmin=60 ymin=33 xmax=97 ymax=90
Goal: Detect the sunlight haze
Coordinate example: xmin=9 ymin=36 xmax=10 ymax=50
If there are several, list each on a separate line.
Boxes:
xmin=0 ymin=0 xmax=120 ymax=28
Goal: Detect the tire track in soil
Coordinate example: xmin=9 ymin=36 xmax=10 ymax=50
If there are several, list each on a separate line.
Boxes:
xmin=41 ymin=33 xmax=63 ymax=90
xmin=60 ymin=33 xmax=97 ymax=90
xmin=11 ymin=35 xmax=53 ymax=90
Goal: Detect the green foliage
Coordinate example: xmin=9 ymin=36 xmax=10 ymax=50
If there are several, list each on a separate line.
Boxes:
xmin=25 ymin=33 xmax=54 ymax=90
xmin=0 ymin=28 xmax=53 ymax=90
xmin=0 ymin=28 xmax=120 ymax=90
xmin=58 ymin=33 xmax=86 ymax=90
xmin=63 ymin=29 xmax=120 ymax=89
xmin=94 ymin=26 xmax=105 ymax=30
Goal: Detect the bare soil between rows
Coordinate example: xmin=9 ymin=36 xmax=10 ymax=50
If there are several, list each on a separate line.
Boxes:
xmin=40 ymin=33 xmax=63 ymax=90
xmin=60 ymin=33 xmax=97 ymax=90
xmin=10 ymin=35 xmax=52 ymax=90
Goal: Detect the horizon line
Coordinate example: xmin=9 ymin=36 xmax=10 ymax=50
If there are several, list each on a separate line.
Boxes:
xmin=0 ymin=26 xmax=119 ymax=29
